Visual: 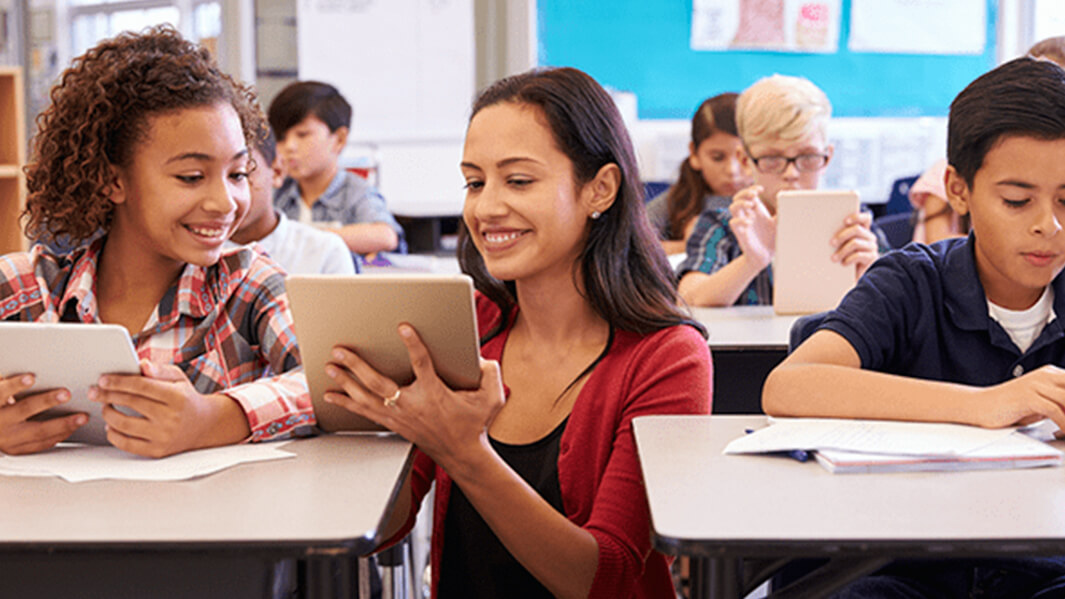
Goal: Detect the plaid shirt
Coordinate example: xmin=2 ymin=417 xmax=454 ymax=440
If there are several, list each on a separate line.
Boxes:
xmin=0 ymin=240 xmax=315 ymax=441
xmin=676 ymin=195 xmax=891 ymax=306
xmin=676 ymin=195 xmax=773 ymax=305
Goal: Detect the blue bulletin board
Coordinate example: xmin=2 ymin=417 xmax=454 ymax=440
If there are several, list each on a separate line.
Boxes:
xmin=537 ymin=0 xmax=997 ymax=119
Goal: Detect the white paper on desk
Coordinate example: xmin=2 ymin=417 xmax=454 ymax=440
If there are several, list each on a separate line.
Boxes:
xmin=0 ymin=442 xmax=295 ymax=482
xmin=814 ymin=430 xmax=1064 ymax=474
xmin=723 ymin=418 xmax=1017 ymax=457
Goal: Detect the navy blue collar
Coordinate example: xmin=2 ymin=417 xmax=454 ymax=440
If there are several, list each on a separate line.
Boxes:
xmin=941 ymin=234 xmax=989 ymax=332
xmin=942 ymin=232 xmax=1065 ymax=352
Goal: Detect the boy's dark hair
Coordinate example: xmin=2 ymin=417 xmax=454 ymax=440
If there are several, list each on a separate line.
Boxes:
xmin=255 ymin=127 xmax=277 ymax=165
xmin=268 ymin=81 xmax=352 ymax=140
xmin=948 ymin=57 xmax=1065 ymax=186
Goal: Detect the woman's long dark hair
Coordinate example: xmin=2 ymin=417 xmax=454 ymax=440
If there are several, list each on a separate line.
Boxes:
xmin=457 ymin=67 xmax=706 ymax=339
xmin=664 ymin=93 xmax=739 ymax=240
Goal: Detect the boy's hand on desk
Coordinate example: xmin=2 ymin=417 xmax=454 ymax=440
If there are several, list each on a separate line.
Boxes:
xmin=323 ymin=324 xmax=506 ymax=471
xmin=976 ymin=365 xmax=1065 ymax=434
xmin=729 ymin=185 xmax=775 ymax=268
xmin=0 ymin=375 xmax=86 ymax=455
xmin=92 ymin=361 xmax=248 ymax=458
xmin=831 ymin=212 xmax=879 ymax=278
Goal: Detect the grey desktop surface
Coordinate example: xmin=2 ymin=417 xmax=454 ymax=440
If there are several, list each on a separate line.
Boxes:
xmin=635 ymin=415 xmax=1065 ymax=557
xmin=0 ymin=433 xmax=413 ymax=553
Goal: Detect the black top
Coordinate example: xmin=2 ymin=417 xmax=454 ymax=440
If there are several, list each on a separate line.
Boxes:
xmin=437 ymin=418 xmax=568 ymax=598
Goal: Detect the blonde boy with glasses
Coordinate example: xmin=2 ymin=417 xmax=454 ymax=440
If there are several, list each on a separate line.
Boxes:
xmin=677 ymin=74 xmax=880 ymax=307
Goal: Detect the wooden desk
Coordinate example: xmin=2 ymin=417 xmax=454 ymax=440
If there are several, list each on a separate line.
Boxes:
xmin=691 ymin=307 xmax=800 ymax=414
xmin=0 ymin=434 xmax=412 ymax=599
xmin=634 ymin=415 xmax=1065 ymax=599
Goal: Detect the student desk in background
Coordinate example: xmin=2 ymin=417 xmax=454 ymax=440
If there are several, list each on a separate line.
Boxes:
xmin=0 ymin=434 xmax=412 ymax=599
xmin=633 ymin=415 xmax=1065 ymax=599
xmin=692 ymin=307 xmax=800 ymax=414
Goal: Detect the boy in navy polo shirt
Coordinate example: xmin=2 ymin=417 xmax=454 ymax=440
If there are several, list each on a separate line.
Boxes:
xmin=764 ymin=57 xmax=1065 ymax=598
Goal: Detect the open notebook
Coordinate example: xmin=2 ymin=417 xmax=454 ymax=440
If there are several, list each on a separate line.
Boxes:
xmin=725 ymin=418 xmax=1063 ymax=474
xmin=814 ymin=431 xmax=1063 ymax=473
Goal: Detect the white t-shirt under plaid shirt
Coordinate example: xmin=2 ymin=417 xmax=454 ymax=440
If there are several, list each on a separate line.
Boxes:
xmin=0 ymin=239 xmax=315 ymax=441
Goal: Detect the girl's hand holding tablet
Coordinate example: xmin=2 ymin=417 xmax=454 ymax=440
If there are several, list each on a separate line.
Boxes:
xmin=90 ymin=361 xmax=250 ymax=458
xmin=323 ymin=324 xmax=505 ymax=469
xmin=0 ymin=375 xmax=86 ymax=455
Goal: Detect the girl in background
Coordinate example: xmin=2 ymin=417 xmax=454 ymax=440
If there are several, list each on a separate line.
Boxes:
xmin=646 ymin=93 xmax=752 ymax=255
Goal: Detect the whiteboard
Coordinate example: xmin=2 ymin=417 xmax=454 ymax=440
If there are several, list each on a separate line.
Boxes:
xmin=297 ymin=0 xmax=475 ymax=142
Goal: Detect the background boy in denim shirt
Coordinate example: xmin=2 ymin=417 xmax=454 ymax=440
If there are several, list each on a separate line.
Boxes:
xmin=270 ymin=80 xmax=405 ymax=255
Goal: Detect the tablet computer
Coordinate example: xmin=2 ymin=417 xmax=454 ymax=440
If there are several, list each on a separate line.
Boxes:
xmin=286 ymin=274 xmax=482 ymax=433
xmin=1 ymin=322 xmax=141 ymax=445
xmin=773 ymin=189 xmax=861 ymax=315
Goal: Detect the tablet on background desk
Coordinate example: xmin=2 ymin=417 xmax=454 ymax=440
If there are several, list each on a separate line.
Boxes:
xmin=773 ymin=189 xmax=861 ymax=315
xmin=0 ymin=322 xmax=141 ymax=445
xmin=286 ymin=274 xmax=482 ymax=433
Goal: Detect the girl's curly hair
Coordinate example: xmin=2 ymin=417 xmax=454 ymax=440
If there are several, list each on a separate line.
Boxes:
xmin=23 ymin=24 xmax=266 ymax=246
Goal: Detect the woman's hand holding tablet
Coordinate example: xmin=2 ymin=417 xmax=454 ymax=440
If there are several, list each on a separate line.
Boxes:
xmin=286 ymin=274 xmax=483 ymax=434
xmin=323 ymin=324 xmax=505 ymax=466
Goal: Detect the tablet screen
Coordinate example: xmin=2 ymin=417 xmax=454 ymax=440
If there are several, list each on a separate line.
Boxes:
xmin=2 ymin=322 xmax=141 ymax=445
xmin=287 ymin=274 xmax=481 ymax=433
xmin=773 ymin=189 xmax=861 ymax=315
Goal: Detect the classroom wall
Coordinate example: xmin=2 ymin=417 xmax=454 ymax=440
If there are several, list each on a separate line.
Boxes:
xmin=536 ymin=1 xmax=998 ymax=203
xmin=537 ymin=0 xmax=998 ymax=119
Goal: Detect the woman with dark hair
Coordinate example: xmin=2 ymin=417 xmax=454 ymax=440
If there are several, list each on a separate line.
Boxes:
xmin=646 ymin=93 xmax=751 ymax=254
xmin=0 ymin=26 xmax=312 ymax=457
xmin=323 ymin=67 xmax=712 ymax=598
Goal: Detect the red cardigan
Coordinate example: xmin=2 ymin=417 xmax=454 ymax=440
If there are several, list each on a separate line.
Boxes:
xmin=402 ymin=296 xmax=712 ymax=598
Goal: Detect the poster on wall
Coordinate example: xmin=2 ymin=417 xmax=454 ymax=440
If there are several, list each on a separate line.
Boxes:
xmin=691 ymin=0 xmax=841 ymax=53
xmin=849 ymin=0 xmax=985 ymax=54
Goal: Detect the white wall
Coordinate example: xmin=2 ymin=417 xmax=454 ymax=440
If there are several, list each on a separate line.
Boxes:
xmin=630 ymin=116 xmax=947 ymax=205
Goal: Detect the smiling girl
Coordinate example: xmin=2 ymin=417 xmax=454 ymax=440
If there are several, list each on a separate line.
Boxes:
xmin=0 ymin=26 xmax=312 ymax=457
xmin=322 ymin=67 xmax=711 ymax=598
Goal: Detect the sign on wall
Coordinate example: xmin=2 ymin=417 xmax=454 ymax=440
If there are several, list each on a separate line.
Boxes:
xmin=691 ymin=0 xmax=841 ymax=53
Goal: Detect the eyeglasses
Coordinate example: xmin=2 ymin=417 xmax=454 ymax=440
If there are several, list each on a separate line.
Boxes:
xmin=749 ymin=153 xmax=829 ymax=174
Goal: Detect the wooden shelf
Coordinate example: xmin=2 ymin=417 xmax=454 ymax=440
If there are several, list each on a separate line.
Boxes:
xmin=0 ymin=67 xmax=25 ymax=255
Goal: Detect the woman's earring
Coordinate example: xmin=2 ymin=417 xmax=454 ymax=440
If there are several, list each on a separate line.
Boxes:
xmin=591 ymin=210 xmax=602 ymax=220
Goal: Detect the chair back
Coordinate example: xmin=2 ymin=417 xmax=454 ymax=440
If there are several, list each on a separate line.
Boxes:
xmin=873 ymin=212 xmax=916 ymax=250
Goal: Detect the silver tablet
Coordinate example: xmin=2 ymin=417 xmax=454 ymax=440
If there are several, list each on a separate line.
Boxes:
xmin=773 ymin=189 xmax=861 ymax=315
xmin=1 ymin=322 xmax=141 ymax=445
xmin=286 ymin=274 xmax=482 ymax=433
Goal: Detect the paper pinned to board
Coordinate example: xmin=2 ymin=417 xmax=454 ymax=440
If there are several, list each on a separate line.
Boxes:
xmin=724 ymin=418 xmax=1020 ymax=457
xmin=0 ymin=442 xmax=295 ymax=483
